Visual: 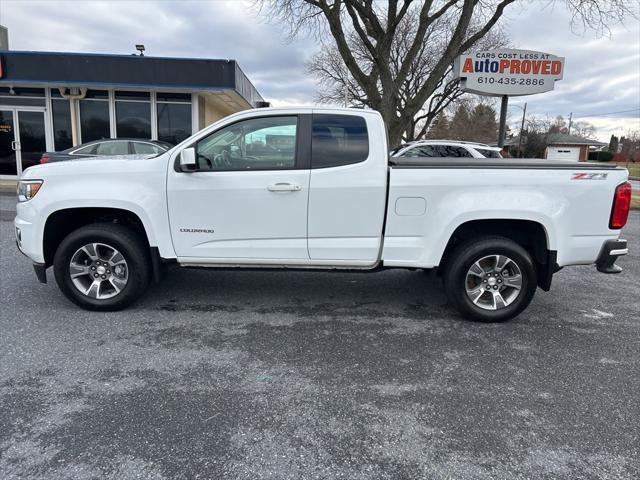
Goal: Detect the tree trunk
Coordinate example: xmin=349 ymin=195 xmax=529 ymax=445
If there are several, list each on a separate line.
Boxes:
xmin=386 ymin=116 xmax=412 ymax=149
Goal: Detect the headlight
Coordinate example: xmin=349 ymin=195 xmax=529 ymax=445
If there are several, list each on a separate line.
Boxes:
xmin=17 ymin=180 xmax=43 ymax=202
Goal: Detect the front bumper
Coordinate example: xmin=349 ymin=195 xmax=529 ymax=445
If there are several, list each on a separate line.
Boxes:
xmin=596 ymin=239 xmax=628 ymax=274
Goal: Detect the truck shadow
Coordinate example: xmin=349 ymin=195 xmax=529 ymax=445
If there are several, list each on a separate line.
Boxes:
xmin=142 ymin=266 xmax=454 ymax=321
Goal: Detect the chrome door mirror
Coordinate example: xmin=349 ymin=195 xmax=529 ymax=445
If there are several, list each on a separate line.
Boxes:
xmin=179 ymin=147 xmax=197 ymax=172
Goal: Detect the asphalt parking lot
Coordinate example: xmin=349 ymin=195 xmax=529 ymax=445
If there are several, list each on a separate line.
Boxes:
xmin=1 ymin=213 xmax=639 ymax=480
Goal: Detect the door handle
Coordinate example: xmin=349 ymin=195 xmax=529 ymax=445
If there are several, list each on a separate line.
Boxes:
xmin=267 ymin=182 xmax=302 ymax=192
xmin=11 ymin=141 xmax=20 ymax=151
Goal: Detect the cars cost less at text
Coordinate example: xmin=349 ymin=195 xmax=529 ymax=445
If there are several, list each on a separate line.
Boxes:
xmin=15 ymin=107 xmax=631 ymax=321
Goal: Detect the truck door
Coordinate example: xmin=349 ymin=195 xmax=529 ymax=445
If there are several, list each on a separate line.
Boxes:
xmin=167 ymin=115 xmax=311 ymax=260
xmin=307 ymin=112 xmax=387 ymax=263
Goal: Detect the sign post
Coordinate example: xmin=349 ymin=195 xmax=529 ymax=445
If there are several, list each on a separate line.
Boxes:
xmin=453 ymin=49 xmax=565 ymax=147
xmin=498 ymin=95 xmax=508 ymax=147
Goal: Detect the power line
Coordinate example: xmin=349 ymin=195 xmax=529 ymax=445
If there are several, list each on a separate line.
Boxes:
xmin=571 ymin=108 xmax=640 ymax=119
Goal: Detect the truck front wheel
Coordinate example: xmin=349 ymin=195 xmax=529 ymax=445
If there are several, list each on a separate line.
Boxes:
xmin=53 ymin=223 xmax=151 ymax=311
xmin=443 ymin=236 xmax=537 ymax=322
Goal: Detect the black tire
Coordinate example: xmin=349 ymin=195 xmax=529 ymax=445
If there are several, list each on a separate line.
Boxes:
xmin=53 ymin=223 xmax=151 ymax=311
xmin=443 ymin=236 xmax=537 ymax=322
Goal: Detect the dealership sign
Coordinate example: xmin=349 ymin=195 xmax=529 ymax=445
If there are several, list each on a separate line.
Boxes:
xmin=453 ymin=49 xmax=564 ymax=96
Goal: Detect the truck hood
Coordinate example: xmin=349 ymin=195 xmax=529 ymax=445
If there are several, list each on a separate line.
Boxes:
xmin=21 ymin=153 xmax=164 ymax=180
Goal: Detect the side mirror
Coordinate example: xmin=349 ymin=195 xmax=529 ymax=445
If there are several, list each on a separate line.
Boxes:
xmin=179 ymin=147 xmax=197 ymax=172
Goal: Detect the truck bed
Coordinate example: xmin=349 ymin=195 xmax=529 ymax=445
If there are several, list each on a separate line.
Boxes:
xmin=388 ymin=157 xmax=622 ymax=170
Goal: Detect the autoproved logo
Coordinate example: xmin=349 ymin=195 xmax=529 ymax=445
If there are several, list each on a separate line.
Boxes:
xmin=572 ymin=173 xmax=608 ymax=180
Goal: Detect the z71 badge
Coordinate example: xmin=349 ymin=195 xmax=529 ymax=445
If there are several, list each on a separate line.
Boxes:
xmin=572 ymin=173 xmax=608 ymax=180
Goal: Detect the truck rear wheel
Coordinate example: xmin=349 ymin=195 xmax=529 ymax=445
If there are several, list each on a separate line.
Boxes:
xmin=53 ymin=223 xmax=151 ymax=311
xmin=443 ymin=236 xmax=537 ymax=322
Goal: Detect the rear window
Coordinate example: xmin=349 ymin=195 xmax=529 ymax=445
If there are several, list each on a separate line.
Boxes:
xmin=311 ymin=114 xmax=369 ymax=168
xmin=132 ymin=142 xmax=165 ymax=155
xmin=73 ymin=144 xmax=98 ymax=155
xmin=95 ymin=141 xmax=129 ymax=156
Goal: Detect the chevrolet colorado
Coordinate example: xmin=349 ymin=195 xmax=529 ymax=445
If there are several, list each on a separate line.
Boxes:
xmin=14 ymin=107 xmax=631 ymax=321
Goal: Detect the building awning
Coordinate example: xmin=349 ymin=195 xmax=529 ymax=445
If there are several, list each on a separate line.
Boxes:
xmin=0 ymin=50 xmax=264 ymax=107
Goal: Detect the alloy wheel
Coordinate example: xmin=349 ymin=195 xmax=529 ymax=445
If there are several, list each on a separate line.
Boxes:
xmin=464 ymin=254 xmax=523 ymax=310
xmin=68 ymin=243 xmax=129 ymax=300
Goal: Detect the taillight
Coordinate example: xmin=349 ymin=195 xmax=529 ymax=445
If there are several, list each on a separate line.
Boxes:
xmin=609 ymin=182 xmax=631 ymax=229
xmin=40 ymin=155 xmax=49 ymax=164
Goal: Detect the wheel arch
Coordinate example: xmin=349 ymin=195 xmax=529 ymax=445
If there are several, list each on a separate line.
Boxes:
xmin=43 ymin=207 xmax=151 ymax=268
xmin=438 ymin=218 xmax=557 ymax=291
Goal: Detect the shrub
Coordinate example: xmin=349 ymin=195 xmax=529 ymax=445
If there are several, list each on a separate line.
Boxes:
xmin=588 ymin=151 xmax=614 ymax=162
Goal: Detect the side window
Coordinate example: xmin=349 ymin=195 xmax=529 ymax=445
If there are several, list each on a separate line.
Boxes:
xmin=133 ymin=142 xmax=164 ymax=155
xmin=445 ymin=146 xmax=473 ymax=157
xmin=72 ymin=144 xmax=98 ymax=155
xmin=95 ymin=141 xmax=129 ymax=156
xmin=432 ymin=145 xmax=450 ymax=157
xmin=195 ymin=116 xmax=297 ymax=171
xmin=415 ymin=146 xmax=436 ymax=157
xmin=311 ymin=114 xmax=368 ymax=168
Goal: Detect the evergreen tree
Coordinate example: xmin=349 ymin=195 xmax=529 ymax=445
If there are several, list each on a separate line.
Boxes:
xmin=427 ymin=112 xmax=450 ymax=139
xmin=608 ymin=134 xmax=619 ymax=153
xmin=469 ymin=104 xmax=498 ymax=144
xmin=449 ymin=104 xmax=472 ymax=140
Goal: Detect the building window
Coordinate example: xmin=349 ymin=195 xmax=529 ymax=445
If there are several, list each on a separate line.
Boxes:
xmin=156 ymin=92 xmax=191 ymax=145
xmin=51 ymin=99 xmax=73 ymax=151
xmin=115 ymin=91 xmax=151 ymax=139
xmin=79 ymin=90 xmax=110 ymax=143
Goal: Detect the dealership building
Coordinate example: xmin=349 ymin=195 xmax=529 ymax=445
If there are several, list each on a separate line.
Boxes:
xmin=0 ymin=50 xmax=266 ymax=178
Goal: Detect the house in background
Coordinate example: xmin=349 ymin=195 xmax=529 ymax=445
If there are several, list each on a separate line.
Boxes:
xmin=543 ymin=133 xmax=607 ymax=161
xmin=505 ymin=133 xmax=607 ymax=161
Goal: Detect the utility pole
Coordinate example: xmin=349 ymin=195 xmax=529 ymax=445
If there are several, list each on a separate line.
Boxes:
xmin=517 ymin=102 xmax=527 ymax=157
xmin=567 ymin=112 xmax=573 ymax=135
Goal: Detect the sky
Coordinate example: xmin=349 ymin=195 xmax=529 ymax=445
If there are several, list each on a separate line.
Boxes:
xmin=0 ymin=0 xmax=638 ymax=142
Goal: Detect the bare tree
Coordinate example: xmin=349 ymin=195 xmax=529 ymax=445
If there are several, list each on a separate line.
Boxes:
xmin=306 ymin=11 xmax=508 ymax=142
xmin=571 ymin=121 xmax=597 ymax=139
xmin=258 ymin=0 xmax=634 ymax=147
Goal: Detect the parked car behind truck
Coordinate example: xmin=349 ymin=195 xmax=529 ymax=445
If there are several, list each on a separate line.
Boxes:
xmin=40 ymin=138 xmax=173 ymax=164
xmin=391 ymin=140 xmax=503 ymax=159
xmin=15 ymin=107 xmax=631 ymax=321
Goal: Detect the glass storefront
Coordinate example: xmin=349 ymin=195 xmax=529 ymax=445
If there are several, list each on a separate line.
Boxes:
xmin=51 ymin=94 xmax=73 ymax=151
xmin=0 ymin=108 xmax=47 ymax=175
xmin=157 ymin=92 xmax=192 ymax=145
xmin=17 ymin=111 xmax=47 ymax=170
xmin=0 ymin=87 xmax=195 ymax=177
xmin=79 ymin=90 xmax=110 ymax=143
xmin=115 ymin=91 xmax=151 ymax=139
xmin=0 ymin=109 xmax=17 ymax=175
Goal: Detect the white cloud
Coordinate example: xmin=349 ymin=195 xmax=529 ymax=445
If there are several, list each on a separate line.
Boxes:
xmin=0 ymin=0 xmax=320 ymax=105
xmin=500 ymin=2 xmax=640 ymax=140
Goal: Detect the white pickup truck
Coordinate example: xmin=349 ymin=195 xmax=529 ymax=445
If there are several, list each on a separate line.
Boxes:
xmin=15 ymin=107 xmax=631 ymax=321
